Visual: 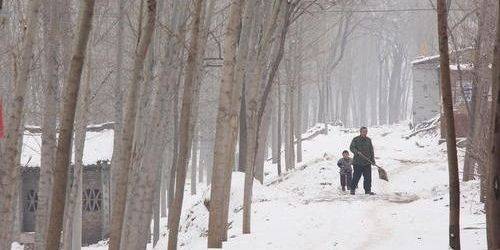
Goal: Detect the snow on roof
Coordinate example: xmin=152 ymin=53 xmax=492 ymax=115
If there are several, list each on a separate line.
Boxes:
xmin=411 ymin=47 xmax=476 ymax=66
xmin=21 ymin=129 xmax=114 ymax=167
xmin=411 ymin=55 xmax=441 ymax=65
xmin=449 ymin=63 xmax=474 ymax=71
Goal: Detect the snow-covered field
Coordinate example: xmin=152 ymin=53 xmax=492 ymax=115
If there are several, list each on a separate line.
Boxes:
xmin=16 ymin=122 xmax=487 ymax=249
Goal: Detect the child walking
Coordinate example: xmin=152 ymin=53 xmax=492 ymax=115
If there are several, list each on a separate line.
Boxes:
xmin=337 ymin=150 xmax=353 ymax=192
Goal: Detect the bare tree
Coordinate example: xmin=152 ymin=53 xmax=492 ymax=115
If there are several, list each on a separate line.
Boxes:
xmin=109 ymin=0 xmax=156 ymax=249
xmin=486 ymin=0 xmax=500 ymax=246
xmin=110 ymin=0 xmax=125 ymax=215
xmin=436 ymin=0 xmax=461 ymax=248
xmin=243 ymin=0 xmax=295 ymax=234
xmin=35 ymin=0 xmax=61 ymax=248
xmin=0 ymin=0 xmax=42 ymax=247
xmin=167 ymin=0 xmax=205 ymax=248
xmin=44 ymin=0 xmax=96 ymax=248
xmin=207 ymin=0 xmax=246 ymax=247
xmin=61 ymin=45 xmax=93 ymax=250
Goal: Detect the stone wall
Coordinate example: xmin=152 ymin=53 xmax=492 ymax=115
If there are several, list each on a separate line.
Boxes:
xmin=20 ymin=161 xmax=110 ymax=246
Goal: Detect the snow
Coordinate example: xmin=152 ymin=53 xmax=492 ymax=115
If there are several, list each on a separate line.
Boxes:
xmin=14 ymin=122 xmax=486 ymax=249
xmin=21 ymin=129 xmax=114 ymax=167
xmin=411 ymin=55 xmax=440 ymax=65
xmin=450 ymin=63 xmax=474 ymax=71
xmin=167 ymin=123 xmax=486 ymax=250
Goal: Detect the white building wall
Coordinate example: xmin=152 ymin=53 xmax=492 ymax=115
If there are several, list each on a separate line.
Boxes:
xmin=411 ymin=65 xmax=441 ymax=125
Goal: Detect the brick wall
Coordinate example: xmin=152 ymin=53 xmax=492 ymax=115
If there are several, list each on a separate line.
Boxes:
xmin=20 ymin=162 xmax=110 ymax=246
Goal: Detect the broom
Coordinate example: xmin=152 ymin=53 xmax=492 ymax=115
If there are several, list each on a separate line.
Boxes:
xmin=355 ymin=151 xmax=389 ymax=182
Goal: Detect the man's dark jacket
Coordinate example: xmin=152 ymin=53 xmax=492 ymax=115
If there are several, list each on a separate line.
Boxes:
xmin=350 ymin=135 xmax=375 ymax=166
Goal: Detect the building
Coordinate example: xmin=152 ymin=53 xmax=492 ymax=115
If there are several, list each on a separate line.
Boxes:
xmin=20 ymin=162 xmax=110 ymax=245
xmin=17 ymin=124 xmax=114 ymax=246
xmin=411 ymin=48 xmax=476 ymax=138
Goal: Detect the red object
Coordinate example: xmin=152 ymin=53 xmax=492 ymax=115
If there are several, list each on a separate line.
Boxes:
xmin=0 ymin=99 xmax=4 ymax=139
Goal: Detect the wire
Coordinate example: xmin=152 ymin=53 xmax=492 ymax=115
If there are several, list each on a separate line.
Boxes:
xmin=314 ymin=8 xmax=472 ymax=13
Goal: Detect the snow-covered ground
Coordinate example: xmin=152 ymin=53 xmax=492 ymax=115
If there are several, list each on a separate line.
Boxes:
xmin=15 ymin=122 xmax=486 ymax=249
xmin=151 ymin=123 xmax=486 ymax=249
xmin=196 ymin=123 xmax=484 ymax=249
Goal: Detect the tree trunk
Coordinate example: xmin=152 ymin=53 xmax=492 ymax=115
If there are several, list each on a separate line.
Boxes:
xmin=378 ymin=52 xmax=387 ymax=125
xmin=167 ymin=1 xmax=205 ymax=248
xmin=238 ymin=84 xmax=248 ymax=172
xmin=44 ymin=0 xmax=95 ymax=248
xmin=196 ymin=146 xmax=205 ymax=185
xmin=359 ymin=64 xmax=368 ymax=126
xmin=294 ymin=21 xmax=303 ymax=163
xmin=271 ymin=88 xmax=279 ymax=164
xmin=469 ymin=0 xmax=497 ymax=202
xmin=285 ymin=82 xmax=295 ymax=170
xmin=35 ymin=1 xmax=60 ymax=248
xmin=302 ymin=86 xmax=309 ymax=132
xmin=153 ymin=169 xmax=161 ymax=245
xmin=198 ymin=0 xmax=216 ymax=186
xmin=388 ymin=49 xmax=403 ymax=124
xmin=207 ymin=0 xmax=245 ymax=247
xmin=61 ymin=46 xmax=92 ymax=250
xmin=168 ymin=77 xmax=180 ymax=211
xmin=370 ymin=61 xmax=378 ymax=126
xmin=164 ymin=0 xmax=188 ymax=213
xmin=486 ymin=1 xmax=500 ymax=246
xmin=110 ymin=0 xmax=125 ymax=215
xmin=161 ymin=160 xmax=168 ymax=217
xmin=254 ymin=96 xmax=272 ymax=183
xmin=277 ymin=84 xmax=282 ymax=176
xmin=109 ymin=0 xmax=156 ymax=249
xmin=317 ymin=83 xmax=325 ymax=124
xmin=188 ymin=0 xmax=213 ymax=194
xmin=296 ymin=78 xmax=303 ymax=163
xmin=436 ymin=1 xmax=461 ymax=248
xmin=191 ymin=131 xmax=199 ymax=195
xmin=120 ymin=19 xmax=164 ymax=248
xmin=351 ymin=84 xmax=359 ymax=128
xmin=121 ymin=39 xmax=171 ymax=250
xmin=0 ymin=0 xmax=42 ymax=246
xmin=243 ymin=0 xmax=291 ymax=234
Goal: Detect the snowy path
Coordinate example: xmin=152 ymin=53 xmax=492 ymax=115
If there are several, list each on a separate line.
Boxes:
xmin=200 ymin=124 xmax=486 ymax=250
xmin=80 ymin=124 xmax=486 ymax=250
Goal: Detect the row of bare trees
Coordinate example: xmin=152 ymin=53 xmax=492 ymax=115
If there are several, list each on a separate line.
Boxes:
xmin=2 ymin=0 xmax=478 ymax=249
xmin=437 ymin=0 xmax=500 ymax=249
xmin=0 ymin=0 xmax=316 ymax=249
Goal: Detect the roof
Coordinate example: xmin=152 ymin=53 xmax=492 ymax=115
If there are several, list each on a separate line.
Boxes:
xmin=411 ymin=47 xmax=476 ymax=66
xmin=411 ymin=55 xmax=440 ymax=65
xmin=21 ymin=127 xmax=114 ymax=167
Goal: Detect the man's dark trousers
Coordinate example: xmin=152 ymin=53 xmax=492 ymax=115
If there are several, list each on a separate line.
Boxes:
xmin=350 ymin=164 xmax=371 ymax=193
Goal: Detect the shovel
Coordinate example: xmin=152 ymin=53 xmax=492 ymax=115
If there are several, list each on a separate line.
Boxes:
xmin=355 ymin=151 xmax=389 ymax=182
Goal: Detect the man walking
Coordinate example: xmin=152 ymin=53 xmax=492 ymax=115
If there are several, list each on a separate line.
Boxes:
xmin=349 ymin=127 xmax=375 ymax=195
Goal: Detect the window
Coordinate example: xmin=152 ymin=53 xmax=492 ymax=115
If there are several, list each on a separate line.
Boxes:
xmin=25 ymin=190 xmax=38 ymax=212
xmin=455 ymin=81 xmax=473 ymax=104
xmin=83 ymin=189 xmax=102 ymax=211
